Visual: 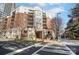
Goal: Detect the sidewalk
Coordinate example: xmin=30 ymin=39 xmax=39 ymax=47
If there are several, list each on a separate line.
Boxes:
xmin=60 ymin=38 xmax=79 ymax=45
xmin=0 ymin=38 xmax=63 ymax=45
xmin=0 ymin=38 xmax=15 ymax=41
xmin=37 ymin=39 xmax=63 ymax=45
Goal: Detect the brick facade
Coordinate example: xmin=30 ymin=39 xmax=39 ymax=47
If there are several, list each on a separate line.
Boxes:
xmin=0 ymin=6 xmax=57 ymax=41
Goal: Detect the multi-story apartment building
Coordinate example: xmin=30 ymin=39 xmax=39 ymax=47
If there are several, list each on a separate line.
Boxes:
xmin=0 ymin=6 xmax=56 ymax=41
xmin=0 ymin=3 xmax=16 ymax=32
xmin=4 ymin=3 xmax=16 ymax=16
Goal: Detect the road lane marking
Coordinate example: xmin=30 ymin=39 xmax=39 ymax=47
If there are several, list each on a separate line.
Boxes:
xmin=32 ymin=43 xmax=49 ymax=55
xmin=62 ymin=41 xmax=76 ymax=55
xmin=62 ymin=44 xmax=76 ymax=55
xmin=6 ymin=43 xmax=40 ymax=55
xmin=42 ymin=48 xmax=71 ymax=54
xmin=65 ymin=45 xmax=76 ymax=55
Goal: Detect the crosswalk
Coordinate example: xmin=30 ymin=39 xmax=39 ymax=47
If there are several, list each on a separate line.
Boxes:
xmin=32 ymin=43 xmax=48 ymax=55
xmin=5 ymin=43 xmax=76 ymax=55
xmin=32 ymin=44 xmax=75 ymax=55
xmin=6 ymin=43 xmax=41 ymax=55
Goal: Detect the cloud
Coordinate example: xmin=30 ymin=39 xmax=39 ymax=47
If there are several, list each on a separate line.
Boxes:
xmin=34 ymin=6 xmax=43 ymax=11
xmin=49 ymin=3 xmax=62 ymax=6
xmin=36 ymin=3 xmax=47 ymax=7
xmin=34 ymin=3 xmax=66 ymax=18
xmin=47 ymin=7 xmax=66 ymax=18
xmin=50 ymin=7 xmax=65 ymax=13
xmin=29 ymin=3 xmax=66 ymax=19
xmin=48 ymin=3 xmax=60 ymax=6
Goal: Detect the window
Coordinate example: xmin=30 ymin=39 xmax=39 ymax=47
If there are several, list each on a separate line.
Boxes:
xmin=5 ymin=18 xmax=7 ymax=21
xmin=12 ymin=11 xmax=16 ymax=15
xmin=11 ymin=18 xmax=14 ymax=21
xmin=24 ymin=30 xmax=27 ymax=33
xmin=10 ymin=26 xmax=13 ymax=28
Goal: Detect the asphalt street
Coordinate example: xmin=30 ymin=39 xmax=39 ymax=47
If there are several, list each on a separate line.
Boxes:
xmin=15 ymin=46 xmax=42 ymax=55
xmin=0 ymin=39 xmax=79 ymax=55
xmin=0 ymin=41 xmax=34 ymax=55
xmin=32 ymin=44 xmax=74 ymax=55
xmin=67 ymin=45 xmax=79 ymax=55
xmin=6 ymin=43 xmax=76 ymax=55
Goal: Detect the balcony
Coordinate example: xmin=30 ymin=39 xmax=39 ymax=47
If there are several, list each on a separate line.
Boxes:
xmin=29 ymin=9 xmax=34 ymax=11
xmin=43 ymin=13 xmax=46 ymax=17
xmin=43 ymin=23 xmax=46 ymax=25
xmin=28 ymin=12 xmax=34 ymax=16
xmin=28 ymin=16 xmax=34 ymax=19
xmin=3 ymin=27 xmax=6 ymax=29
xmin=28 ymin=17 xmax=33 ymax=20
xmin=2 ymin=24 xmax=6 ymax=29
xmin=10 ymin=26 xmax=13 ymax=28
xmin=28 ymin=12 xmax=34 ymax=14
xmin=43 ymin=25 xmax=47 ymax=27
xmin=28 ymin=22 xmax=33 ymax=25
xmin=11 ymin=18 xmax=14 ymax=21
xmin=27 ymin=25 xmax=33 ymax=28
xmin=43 ymin=17 xmax=46 ymax=19
xmin=4 ymin=18 xmax=7 ymax=21
xmin=43 ymin=20 xmax=46 ymax=22
xmin=43 ymin=18 xmax=46 ymax=20
xmin=43 ymin=26 xmax=47 ymax=29
xmin=12 ymin=15 xmax=15 ymax=18
xmin=28 ymin=21 xmax=33 ymax=23
xmin=10 ymin=24 xmax=14 ymax=28
xmin=12 ymin=11 xmax=15 ymax=15
xmin=4 ymin=21 xmax=7 ymax=23
xmin=29 ymin=9 xmax=34 ymax=13
xmin=10 ymin=22 xmax=14 ymax=26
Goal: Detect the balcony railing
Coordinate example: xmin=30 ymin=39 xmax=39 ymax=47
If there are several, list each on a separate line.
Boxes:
xmin=43 ymin=26 xmax=47 ymax=29
xmin=27 ymin=25 xmax=33 ymax=28
xmin=12 ymin=15 xmax=15 ymax=18
xmin=10 ymin=26 xmax=13 ymax=28
xmin=28 ymin=22 xmax=33 ymax=24
xmin=11 ymin=18 xmax=14 ymax=21
xmin=28 ymin=20 xmax=33 ymax=22
xmin=4 ymin=21 xmax=7 ymax=23
xmin=28 ymin=12 xmax=34 ymax=14
xmin=28 ymin=17 xmax=33 ymax=20
xmin=3 ymin=27 xmax=6 ymax=29
xmin=43 ymin=20 xmax=46 ymax=22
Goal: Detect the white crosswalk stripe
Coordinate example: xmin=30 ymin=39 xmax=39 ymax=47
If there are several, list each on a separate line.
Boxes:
xmin=33 ymin=44 xmax=75 ymax=55
xmin=6 ymin=43 xmax=40 ymax=55
xmin=32 ymin=43 xmax=49 ymax=55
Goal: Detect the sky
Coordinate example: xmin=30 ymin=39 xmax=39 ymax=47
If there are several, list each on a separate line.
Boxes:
xmin=16 ymin=3 xmax=75 ymax=29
